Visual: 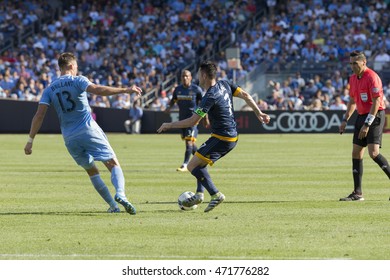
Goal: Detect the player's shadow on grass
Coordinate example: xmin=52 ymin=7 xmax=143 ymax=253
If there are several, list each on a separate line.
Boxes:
xmin=0 ymin=201 xmax=323 ymax=216
xmin=143 ymin=200 xmax=290 ymax=205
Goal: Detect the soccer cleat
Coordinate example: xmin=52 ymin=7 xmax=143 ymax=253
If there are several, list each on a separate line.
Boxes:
xmin=176 ymin=165 xmax=188 ymax=172
xmin=114 ymin=194 xmax=137 ymax=215
xmin=182 ymin=193 xmax=204 ymax=208
xmin=107 ymin=206 xmax=120 ymax=213
xmin=204 ymin=193 xmax=225 ymax=212
xmin=339 ymin=192 xmax=364 ymax=201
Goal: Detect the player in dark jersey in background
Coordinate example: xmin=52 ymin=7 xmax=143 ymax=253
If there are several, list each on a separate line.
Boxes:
xmin=165 ymin=70 xmax=203 ymax=172
xmin=158 ymin=61 xmax=270 ymax=212
xmin=339 ymin=50 xmax=390 ymax=201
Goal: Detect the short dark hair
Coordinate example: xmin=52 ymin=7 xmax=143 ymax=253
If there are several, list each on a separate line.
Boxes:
xmin=58 ymin=52 xmax=77 ymax=70
xmin=349 ymin=50 xmax=366 ymax=61
xmin=199 ymin=60 xmax=217 ymax=80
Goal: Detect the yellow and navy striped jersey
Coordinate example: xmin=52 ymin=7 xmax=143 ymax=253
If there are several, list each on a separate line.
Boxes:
xmin=170 ymin=84 xmax=203 ymax=120
xmin=195 ymin=80 xmax=241 ymax=140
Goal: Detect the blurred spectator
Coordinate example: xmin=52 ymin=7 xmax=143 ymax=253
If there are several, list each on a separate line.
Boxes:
xmin=373 ymin=49 xmax=390 ymax=72
xmin=292 ymin=72 xmax=306 ymax=90
xmin=111 ymin=94 xmax=128 ymax=109
xmin=307 ymin=98 xmax=323 ymax=111
xmin=301 ymin=79 xmax=318 ymax=105
xmin=257 ymin=99 xmax=268 ymax=110
xmin=150 ymin=97 xmax=163 ymax=111
xmin=331 ymin=71 xmax=346 ymax=93
xmin=90 ymin=95 xmax=110 ymax=108
xmin=124 ymin=99 xmax=143 ymax=134
xmin=321 ymin=79 xmax=336 ymax=97
xmin=158 ymin=90 xmax=169 ymax=111
xmin=287 ymin=88 xmax=304 ymax=110
xmin=340 ymin=86 xmax=350 ymax=103
xmin=275 ymin=95 xmax=288 ymax=110
xmin=265 ymin=89 xmax=279 ymax=110
xmin=329 ymin=95 xmax=347 ymax=110
xmin=281 ymin=79 xmax=293 ymax=97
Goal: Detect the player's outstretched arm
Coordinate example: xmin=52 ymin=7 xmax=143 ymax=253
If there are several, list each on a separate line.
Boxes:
xmin=24 ymin=104 xmax=48 ymax=155
xmin=236 ymin=89 xmax=270 ymax=124
xmin=87 ymin=84 xmax=143 ymax=97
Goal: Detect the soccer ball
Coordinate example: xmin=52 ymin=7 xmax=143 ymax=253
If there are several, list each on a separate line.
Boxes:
xmin=178 ymin=191 xmax=198 ymax=211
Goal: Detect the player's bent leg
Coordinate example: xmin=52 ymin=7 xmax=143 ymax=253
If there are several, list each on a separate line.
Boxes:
xmin=104 ymin=159 xmax=136 ymax=215
xmin=85 ymin=164 xmax=119 ymax=211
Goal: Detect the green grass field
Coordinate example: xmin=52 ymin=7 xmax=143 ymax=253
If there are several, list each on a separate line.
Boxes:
xmin=1 ymin=133 xmax=390 ymax=260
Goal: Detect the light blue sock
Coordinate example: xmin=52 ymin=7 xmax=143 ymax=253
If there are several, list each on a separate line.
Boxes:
xmin=111 ymin=166 xmax=126 ymax=198
xmin=90 ymin=174 xmax=117 ymax=208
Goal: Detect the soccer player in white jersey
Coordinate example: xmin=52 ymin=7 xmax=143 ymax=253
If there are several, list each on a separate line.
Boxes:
xmin=24 ymin=52 xmax=142 ymax=215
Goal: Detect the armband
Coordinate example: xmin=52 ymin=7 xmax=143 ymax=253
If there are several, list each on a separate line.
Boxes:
xmin=195 ymin=108 xmax=207 ymax=118
xmin=364 ymin=114 xmax=375 ymax=127
xmin=27 ymin=137 xmax=34 ymax=144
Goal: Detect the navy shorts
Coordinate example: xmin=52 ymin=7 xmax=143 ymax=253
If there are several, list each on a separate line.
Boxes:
xmin=195 ymin=136 xmax=238 ymax=166
xmin=353 ymin=110 xmax=385 ymax=147
xmin=181 ymin=126 xmax=198 ymax=141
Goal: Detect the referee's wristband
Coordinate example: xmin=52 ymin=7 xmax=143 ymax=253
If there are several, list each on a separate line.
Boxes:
xmin=365 ymin=113 xmax=375 ymax=126
xmin=27 ymin=137 xmax=34 ymax=144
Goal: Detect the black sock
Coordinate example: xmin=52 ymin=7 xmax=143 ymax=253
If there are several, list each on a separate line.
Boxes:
xmin=373 ymin=154 xmax=390 ymax=179
xmin=352 ymin=159 xmax=363 ymax=194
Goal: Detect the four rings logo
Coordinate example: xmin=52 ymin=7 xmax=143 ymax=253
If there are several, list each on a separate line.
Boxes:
xmin=263 ymin=112 xmax=345 ymax=132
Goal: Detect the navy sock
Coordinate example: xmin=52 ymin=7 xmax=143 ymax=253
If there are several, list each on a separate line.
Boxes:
xmin=373 ymin=154 xmax=390 ymax=179
xmin=184 ymin=143 xmax=192 ymax=164
xmin=191 ymin=166 xmax=218 ymax=195
xmin=192 ymin=143 xmax=198 ymax=155
xmin=196 ymin=180 xmax=205 ymax=193
xmin=352 ymin=159 xmax=363 ymax=194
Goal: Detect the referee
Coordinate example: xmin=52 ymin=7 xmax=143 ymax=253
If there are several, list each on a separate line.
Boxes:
xmin=339 ymin=50 xmax=390 ymax=201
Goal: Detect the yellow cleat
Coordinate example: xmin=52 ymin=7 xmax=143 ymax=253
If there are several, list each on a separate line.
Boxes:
xmin=176 ymin=165 xmax=188 ymax=172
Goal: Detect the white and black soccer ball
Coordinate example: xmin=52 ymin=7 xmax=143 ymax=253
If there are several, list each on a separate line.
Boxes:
xmin=178 ymin=191 xmax=198 ymax=211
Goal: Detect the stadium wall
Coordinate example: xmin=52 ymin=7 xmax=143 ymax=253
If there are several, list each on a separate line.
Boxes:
xmin=2 ymin=99 xmax=387 ymax=134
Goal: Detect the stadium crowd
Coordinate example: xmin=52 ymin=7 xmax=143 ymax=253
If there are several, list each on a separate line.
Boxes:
xmin=0 ymin=0 xmax=256 ymax=106
xmin=0 ymin=0 xmax=389 ymax=113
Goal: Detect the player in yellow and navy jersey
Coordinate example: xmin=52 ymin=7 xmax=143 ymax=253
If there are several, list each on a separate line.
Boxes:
xmin=165 ymin=70 xmax=203 ymax=172
xmin=158 ymin=61 xmax=270 ymax=212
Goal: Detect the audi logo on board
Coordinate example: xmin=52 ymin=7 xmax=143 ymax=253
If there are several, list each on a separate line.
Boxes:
xmin=263 ymin=112 xmax=354 ymax=133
